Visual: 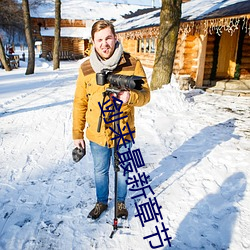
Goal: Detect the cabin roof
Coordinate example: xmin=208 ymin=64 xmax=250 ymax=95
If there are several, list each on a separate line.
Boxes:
xmin=115 ymin=8 xmax=160 ymax=33
xmin=182 ymin=0 xmax=250 ymax=21
xmin=115 ymin=0 xmax=250 ymax=32
xmin=30 ymin=0 xmax=151 ymax=20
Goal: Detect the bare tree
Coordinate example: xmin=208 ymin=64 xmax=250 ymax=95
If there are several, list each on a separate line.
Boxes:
xmin=53 ymin=0 xmax=61 ymax=70
xmin=0 ymin=37 xmax=11 ymax=71
xmin=0 ymin=0 xmax=24 ymax=38
xmin=22 ymin=0 xmax=35 ymax=75
xmin=0 ymin=0 xmax=23 ymax=71
xmin=151 ymin=0 xmax=182 ymax=90
xmin=29 ymin=0 xmax=47 ymax=8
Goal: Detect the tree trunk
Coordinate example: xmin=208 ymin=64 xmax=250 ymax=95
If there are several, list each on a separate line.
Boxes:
xmin=22 ymin=0 xmax=35 ymax=75
xmin=0 ymin=37 xmax=11 ymax=71
xmin=151 ymin=0 xmax=182 ymax=90
xmin=53 ymin=0 xmax=61 ymax=70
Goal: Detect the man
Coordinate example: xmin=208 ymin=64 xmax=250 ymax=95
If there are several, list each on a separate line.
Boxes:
xmin=72 ymin=20 xmax=150 ymax=220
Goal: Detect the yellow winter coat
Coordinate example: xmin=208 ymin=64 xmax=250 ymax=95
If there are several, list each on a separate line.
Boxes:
xmin=72 ymin=52 xmax=150 ymax=148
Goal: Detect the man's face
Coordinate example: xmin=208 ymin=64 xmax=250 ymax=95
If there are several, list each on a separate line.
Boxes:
xmin=93 ymin=27 xmax=117 ymax=60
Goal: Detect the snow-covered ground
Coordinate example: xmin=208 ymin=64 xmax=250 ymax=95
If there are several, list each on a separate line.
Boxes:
xmin=0 ymin=49 xmax=249 ymax=250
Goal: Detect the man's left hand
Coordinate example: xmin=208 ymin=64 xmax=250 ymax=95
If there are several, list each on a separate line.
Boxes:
xmin=117 ymin=90 xmax=130 ymax=104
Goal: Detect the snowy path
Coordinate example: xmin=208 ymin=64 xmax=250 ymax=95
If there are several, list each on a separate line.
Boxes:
xmin=0 ymin=59 xmax=250 ymax=249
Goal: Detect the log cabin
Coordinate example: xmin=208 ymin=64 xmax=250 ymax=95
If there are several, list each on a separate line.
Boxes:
xmin=31 ymin=18 xmax=92 ymax=60
xmin=115 ymin=0 xmax=250 ymax=93
xmin=30 ymin=1 xmax=152 ymax=61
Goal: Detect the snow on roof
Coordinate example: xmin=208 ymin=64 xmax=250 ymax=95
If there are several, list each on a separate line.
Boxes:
xmin=30 ymin=0 xmax=151 ymax=20
xmin=114 ymin=8 xmax=160 ymax=32
xmin=40 ymin=27 xmax=91 ymax=39
xmin=182 ymin=0 xmax=250 ymax=21
xmin=114 ymin=0 xmax=250 ymax=32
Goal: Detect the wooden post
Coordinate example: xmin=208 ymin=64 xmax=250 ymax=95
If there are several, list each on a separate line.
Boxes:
xmin=195 ymin=32 xmax=207 ymax=88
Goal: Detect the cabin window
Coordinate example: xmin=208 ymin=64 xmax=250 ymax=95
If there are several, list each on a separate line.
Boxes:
xmin=150 ymin=38 xmax=155 ymax=53
xmin=137 ymin=38 xmax=156 ymax=54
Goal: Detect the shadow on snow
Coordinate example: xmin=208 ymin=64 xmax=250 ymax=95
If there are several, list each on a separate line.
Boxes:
xmin=0 ymin=100 xmax=73 ymax=117
xmin=167 ymin=172 xmax=246 ymax=249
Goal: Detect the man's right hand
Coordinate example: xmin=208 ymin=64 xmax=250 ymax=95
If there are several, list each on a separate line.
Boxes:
xmin=74 ymin=139 xmax=85 ymax=149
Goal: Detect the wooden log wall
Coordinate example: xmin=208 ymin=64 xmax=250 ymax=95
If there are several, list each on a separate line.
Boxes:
xmin=134 ymin=53 xmax=156 ymax=68
xmin=41 ymin=37 xmax=86 ymax=58
xmin=72 ymin=38 xmax=87 ymax=56
xmin=183 ymin=35 xmax=198 ymax=79
xmin=120 ymin=38 xmax=156 ymax=68
xmin=173 ymin=34 xmax=199 ymax=80
xmin=120 ymin=31 xmax=200 ymax=78
xmin=41 ymin=37 xmax=53 ymax=58
xmin=32 ymin=18 xmax=86 ymax=29
xmin=173 ymin=34 xmax=185 ymax=75
xmin=120 ymin=39 xmax=137 ymax=54
xmin=61 ymin=38 xmax=74 ymax=52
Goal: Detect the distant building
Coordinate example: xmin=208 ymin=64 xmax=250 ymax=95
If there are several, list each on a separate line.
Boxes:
xmin=31 ymin=18 xmax=92 ymax=60
xmin=30 ymin=1 xmax=151 ymax=60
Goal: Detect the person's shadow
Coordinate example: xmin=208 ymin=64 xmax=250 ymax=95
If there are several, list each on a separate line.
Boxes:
xmin=168 ymin=172 xmax=247 ymax=249
xmin=130 ymin=118 xmax=239 ymax=200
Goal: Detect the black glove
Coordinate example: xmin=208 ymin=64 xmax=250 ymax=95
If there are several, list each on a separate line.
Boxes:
xmin=72 ymin=146 xmax=86 ymax=162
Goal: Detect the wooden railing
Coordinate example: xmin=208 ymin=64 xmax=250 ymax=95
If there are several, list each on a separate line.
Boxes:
xmin=46 ymin=51 xmax=82 ymax=61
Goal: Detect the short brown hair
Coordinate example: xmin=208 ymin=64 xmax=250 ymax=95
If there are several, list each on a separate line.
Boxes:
xmin=91 ymin=20 xmax=116 ymax=40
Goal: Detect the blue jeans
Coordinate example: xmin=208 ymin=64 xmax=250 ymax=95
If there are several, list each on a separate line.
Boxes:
xmin=90 ymin=141 xmax=132 ymax=205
